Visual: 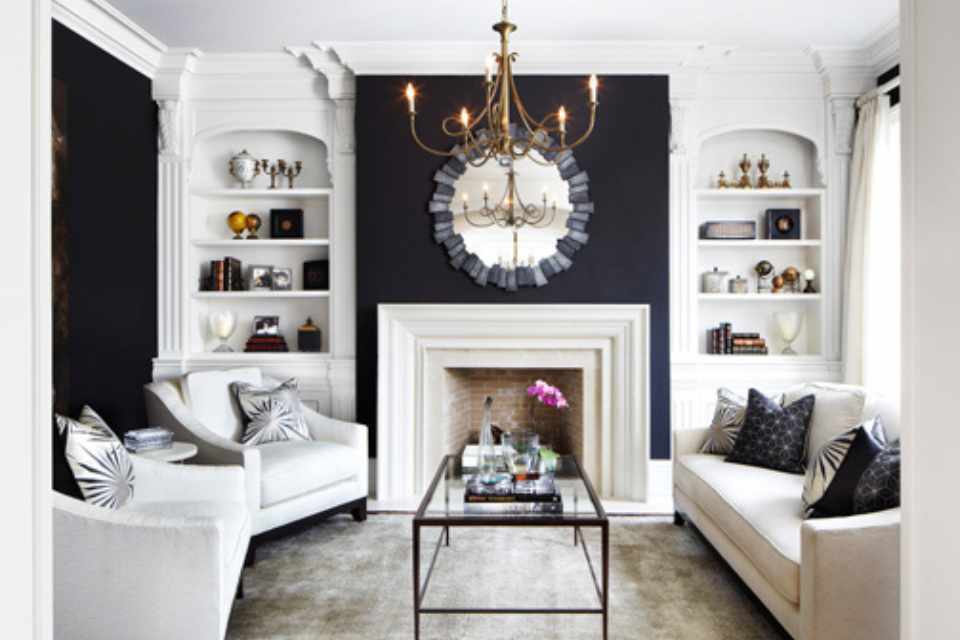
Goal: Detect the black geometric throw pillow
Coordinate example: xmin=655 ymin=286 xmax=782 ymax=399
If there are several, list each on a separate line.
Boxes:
xmin=853 ymin=444 xmax=901 ymax=514
xmin=725 ymin=388 xmax=815 ymax=474
xmin=803 ymin=417 xmax=887 ymax=517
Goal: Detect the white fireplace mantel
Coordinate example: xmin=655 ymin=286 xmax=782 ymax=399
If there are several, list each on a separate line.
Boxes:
xmin=376 ymin=304 xmax=650 ymax=504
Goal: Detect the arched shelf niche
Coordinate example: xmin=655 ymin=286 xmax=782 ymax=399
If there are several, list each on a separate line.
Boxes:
xmin=191 ymin=128 xmax=331 ymax=190
xmin=696 ymin=128 xmax=823 ymax=190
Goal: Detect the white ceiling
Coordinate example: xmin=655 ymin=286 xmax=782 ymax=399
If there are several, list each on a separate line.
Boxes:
xmin=110 ymin=0 xmax=897 ymax=53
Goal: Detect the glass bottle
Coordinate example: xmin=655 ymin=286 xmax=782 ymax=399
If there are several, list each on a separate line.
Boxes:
xmin=478 ymin=396 xmax=498 ymax=484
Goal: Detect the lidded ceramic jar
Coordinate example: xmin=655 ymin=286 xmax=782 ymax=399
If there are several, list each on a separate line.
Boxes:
xmin=702 ymin=267 xmax=728 ymax=294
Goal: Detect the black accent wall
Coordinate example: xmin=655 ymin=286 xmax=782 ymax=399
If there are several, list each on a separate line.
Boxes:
xmin=53 ymin=22 xmax=157 ymax=434
xmin=356 ymin=75 xmax=672 ymax=459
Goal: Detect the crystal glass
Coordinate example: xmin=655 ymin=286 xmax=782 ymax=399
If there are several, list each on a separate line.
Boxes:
xmin=477 ymin=396 xmax=499 ymax=484
xmin=501 ymin=430 xmax=540 ymax=475
xmin=209 ymin=310 xmax=237 ymax=352
xmin=775 ymin=311 xmax=803 ymax=355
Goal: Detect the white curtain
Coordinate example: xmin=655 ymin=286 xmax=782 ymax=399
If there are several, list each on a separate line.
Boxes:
xmin=843 ymin=93 xmax=900 ymax=398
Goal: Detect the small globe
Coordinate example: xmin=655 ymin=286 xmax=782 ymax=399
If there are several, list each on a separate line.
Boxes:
xmin=755 ymin=260 xmax=774 ymax=277
xmin=782 ymin=266 xmax=800 ymax=283
xmin=227 ymin=210 xmax=247 ymax=239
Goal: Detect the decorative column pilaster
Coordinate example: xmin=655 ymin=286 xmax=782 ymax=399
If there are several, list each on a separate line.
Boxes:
xmin=669 ymin=98 xmax=696 ymax=358
xmin=156 ymin=99 xmax=189 ymax=361
xmin=826 ymin=96 xmax=856 ymax=362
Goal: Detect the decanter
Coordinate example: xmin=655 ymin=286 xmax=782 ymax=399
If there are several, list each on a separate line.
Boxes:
xmin=478 ymin=396 xmax=498 ymax=484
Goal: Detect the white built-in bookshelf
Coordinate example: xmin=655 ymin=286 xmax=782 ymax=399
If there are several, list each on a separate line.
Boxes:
xmin=187 ymin=129 xmax=335 ymax=357
xmin=691 ymin=130 xmax=831 ymax=360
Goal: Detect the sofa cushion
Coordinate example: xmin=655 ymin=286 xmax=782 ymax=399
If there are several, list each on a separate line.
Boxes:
xmin=784 ymin=382 xmax=867 ymax=466
xmin=803 ymin=417 xmax=887 ymax=517
xmin=258 ymin=440 xmax=358 ymax=507
xmin=726 ymin=389 xmax=815 ymax=474
xmin=123 ymin=500 xmax=249 ymax=575
xmin=182 ymin=368 xmax=262 ymax=442
xmin=676 ymin=453 xmax=803 ymax=604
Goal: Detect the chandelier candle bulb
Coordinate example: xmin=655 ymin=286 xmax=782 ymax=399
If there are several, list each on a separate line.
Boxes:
xmin=460 ymin=108 xmax=470 ymax=129
xmin=589 ymin=74 xmax=599 ymax=104
xmin=558 ymin=106 xmax=567 ymax=134
xmin=485 ymin=55 xmax=494 ymax=83
xmin=405 ymin=83 xmax=416 ymax=114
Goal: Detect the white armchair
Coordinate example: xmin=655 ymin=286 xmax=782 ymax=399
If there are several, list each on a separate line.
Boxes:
xmin=54 ymin=457 xmax=249 ymax=640
xmin=143 ymin=368 xmax=368 ymax=539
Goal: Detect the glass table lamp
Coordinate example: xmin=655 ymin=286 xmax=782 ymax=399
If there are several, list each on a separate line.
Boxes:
xmin=774 ymin=311 xmax=803 ymax=355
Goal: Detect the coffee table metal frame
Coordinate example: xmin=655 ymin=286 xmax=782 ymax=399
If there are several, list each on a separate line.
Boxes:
xmin=412 ymin=454 xmax=609 ymax=639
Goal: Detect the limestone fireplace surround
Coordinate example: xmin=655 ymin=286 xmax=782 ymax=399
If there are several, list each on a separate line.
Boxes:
xmin=376 ymin=304 xmax=650 ymax=504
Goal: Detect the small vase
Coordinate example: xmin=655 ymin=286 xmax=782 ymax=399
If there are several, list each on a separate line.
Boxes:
xmin=477 ymin=396 xmax=498 ymax=484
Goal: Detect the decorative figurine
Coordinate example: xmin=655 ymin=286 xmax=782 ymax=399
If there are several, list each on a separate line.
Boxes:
xmin=771 ymin=274 xmax=785 ymax=294
xmin=245 ymin=213 xmax=262 ymax=240
xmin=261 ymin=159 xmax=281 ymax=189
xmin=781 ymin=266 xmax=800 ymax=293
xmin=757 ymin=154 xmax=772 ymax=188
xmin=717 ymin=171 xmax=729 ymax=189
xmin=803 ymin=268 xmax=817 ymax=293
xmin=737 ymin=153 xmax=753 ymax=188
xmin=780 ymin=170 xmax=792 ymax=189
xmin=227 ymin=210 xmax=247 ymax=239
xmin=279 ymin=160 xmax=303 ymax=189
xmin=755 ymin=260 xmax=775 ymax=293
xmin=228 ymin=149 xmax=260 ymax=188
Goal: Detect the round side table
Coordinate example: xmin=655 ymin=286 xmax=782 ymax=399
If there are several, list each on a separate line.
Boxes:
xmin=131 ymin=442 xmax=198 ymax=463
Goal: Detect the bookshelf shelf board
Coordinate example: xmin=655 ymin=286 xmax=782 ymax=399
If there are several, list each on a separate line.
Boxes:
xmin=192 ymin=291 xmax=330 ymax=299
xmin=697 ymin=354 xmax=827 ymax=364
xmin=698 ymin=239 xmax=821 ymax=248
xmin=191 ymin=187 xmax=333 ymax=198
xmin=694 ymin=188 xmax=825 ymax=199
xmin=192 ymin=239 xmax=330 ymax=248
xmin=698 ymin=293 xmax=822 ymax=302
xmin=187 ymin=351 xmax=332 ymax=363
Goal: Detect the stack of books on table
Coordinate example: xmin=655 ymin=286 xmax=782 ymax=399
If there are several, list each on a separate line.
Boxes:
xmin=464 ymin=474 xmax=563 ymax=514
xmin=244 ymin=334 xmax=290 ymax=352
xmin=124 ymin=427 xmax=174 ymax=452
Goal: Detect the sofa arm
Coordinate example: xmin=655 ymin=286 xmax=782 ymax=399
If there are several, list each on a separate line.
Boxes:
xmin=303 ymin=408 xmax=368 ymax=497
xmin=131 ymin=456 xmax=246 ymax=505
xmin=800 ymin=508 xmax=900 ymax=640
xmin=54 ymin=493 xmax=229 ymax=639
xmin=673 ymin=427 xmax=709 ymax=458
xmin=144 ymin=380 xmax=261 ymax=513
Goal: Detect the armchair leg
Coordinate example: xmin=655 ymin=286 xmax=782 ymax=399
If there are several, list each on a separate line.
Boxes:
xmin=351 ymin=499 xmax=368 ymax=523
xmin=674 ymin=511 xmax=686 ymax=527
xmin=245 ymin=543 xmax=256 ymax=568
xmin=236 ymin=576 xmax=244 ymax=600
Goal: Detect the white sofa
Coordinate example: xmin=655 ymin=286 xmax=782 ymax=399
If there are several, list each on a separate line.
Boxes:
xmin=144 ymin=368 xmax=368 ymax=538
xmin=673 ymin=386 xmax=900 ymax=640
xmin=54 ymin=457 xmax=249 ymax=640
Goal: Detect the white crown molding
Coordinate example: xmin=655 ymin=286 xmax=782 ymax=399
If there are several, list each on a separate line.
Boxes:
xmin=862 ymin=20 xmax=900 ymax=75
xmin=52 ymin=0 xmax=166 ymax=78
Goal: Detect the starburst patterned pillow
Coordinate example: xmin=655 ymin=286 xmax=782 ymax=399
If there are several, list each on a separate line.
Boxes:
xmin=55 ymin=406 xmax=135 ymax=509
xmin=231 ymin=378 xmax=311 ymax=445
xmin=700 ymin=388 xmax=747 ymax=454
xmin=802 ymin=417 xmax=887 ymax=517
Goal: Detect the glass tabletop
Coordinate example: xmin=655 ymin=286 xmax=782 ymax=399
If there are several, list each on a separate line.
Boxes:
xmin=415 ymin=454 xmax=607 ymax=523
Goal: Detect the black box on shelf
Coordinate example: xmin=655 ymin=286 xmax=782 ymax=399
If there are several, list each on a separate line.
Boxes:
xmin=303 ymin=259 xmax=329 ymax=290
xmin=765 ymin=208 xmax=802 ymax=239
xmin=270 ymin=208 xmax=304 ymax=239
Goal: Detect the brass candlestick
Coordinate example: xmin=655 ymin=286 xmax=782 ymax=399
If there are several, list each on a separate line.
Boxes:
xmin=780 ymin=170 xmax=792 ymax=189
xmin=261 ymin=159 xmax=281 ymax=189
xmin=279 ymin=160 xmax=303 ymax=189
xmin=737 ymin=153 xmax=752 ymax=188
xmin=717 ymin=171 xmax=729 ymax=188
xmin=757 ymin=154 xmax=772 ymax=188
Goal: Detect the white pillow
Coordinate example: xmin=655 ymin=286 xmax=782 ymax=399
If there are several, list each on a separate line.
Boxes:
xmin=56 ymin=406 xmax=135 ymax=509
xmin=783 ymin=382 xmax=867 ymax=464
xmin=182 ymin=367 xmax=262 ymax=442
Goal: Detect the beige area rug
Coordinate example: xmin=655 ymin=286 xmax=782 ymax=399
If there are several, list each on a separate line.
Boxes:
xmin=228 ymin=515 xmax=789 ymax=639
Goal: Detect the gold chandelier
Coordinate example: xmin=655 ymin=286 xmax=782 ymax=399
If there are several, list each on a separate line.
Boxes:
xmin=404 ymin=0 xmax=599 ymax=166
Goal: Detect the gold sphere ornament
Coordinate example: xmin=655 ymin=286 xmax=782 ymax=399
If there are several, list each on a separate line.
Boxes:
xmin=227 ymin=210 xmax=247 ymax=240
xmin=772 ymin=275 xmax=785 ymax=293
xmin=782 ymin=266 xmax=800 ymax=292
xmin=245 ymin=213 xmax=262 ymax=240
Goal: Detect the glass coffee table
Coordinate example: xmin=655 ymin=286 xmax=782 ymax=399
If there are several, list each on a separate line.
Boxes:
xmin=413 ymin=454 xmax=609 ymax=639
